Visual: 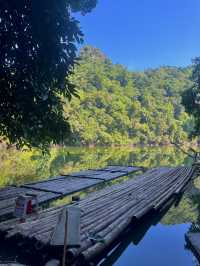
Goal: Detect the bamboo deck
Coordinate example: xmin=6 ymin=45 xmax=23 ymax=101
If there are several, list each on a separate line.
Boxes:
xmin=0 ymin=166 xmax=196 ymax=265
xmin=0 ymin=166 xmax=141 ymax=220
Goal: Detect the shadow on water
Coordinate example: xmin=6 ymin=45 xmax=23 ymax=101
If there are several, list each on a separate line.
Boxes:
xmin=98 ymin=210 xmax=171 ymax=266
xmin=184 ymin=185 xmax=200 ymax=264
xmin=97 ymin=195 xmax=187 ymax=266
xmin=96 ymin=179 xmax=200 ymax=266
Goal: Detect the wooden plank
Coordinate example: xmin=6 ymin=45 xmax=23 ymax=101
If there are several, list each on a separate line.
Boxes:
xmin=51 ymin=207 xmax=81 ymax=247
xmin=70 ymin=166 xmax=141 ymax=177
xmin=23 ymin=175 xmax=66 ymax=186
xmin=0 ymin=186 xmax=60 ymax=220
xmin=22 ymin=167 xmax=138 ymax=193
xmin=70 ymin=170 xmax=108 ymax=177
xmin=102 ymin=166 xmax=141 ymax=173
xmin=70 ymin=171 xmax=126 ymax=181
xmin=0 ymin=186 xmax=59 ymax=203
xmin=0 ymin=165 xmax=140 ymax=220
xmin=96 ymin=172 xmax=126 ymax=181
xmin=23 ymin=177 xmax=101 ymax=195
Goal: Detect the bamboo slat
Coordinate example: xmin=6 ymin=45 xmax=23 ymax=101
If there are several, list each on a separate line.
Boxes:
xmin=0 ymin=166 xmax=139 ymax=220
xmin=0 ymin=166 xmax=195 ymax=265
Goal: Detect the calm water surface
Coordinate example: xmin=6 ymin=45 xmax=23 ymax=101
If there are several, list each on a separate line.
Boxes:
xmin=0 ymin=146 xmax=200 ymax=266
xmin=112 ymin=224 xmax=196 ymax=266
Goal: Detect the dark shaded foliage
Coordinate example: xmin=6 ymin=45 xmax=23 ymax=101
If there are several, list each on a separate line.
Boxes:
xmin=0 ymin=0 xmax=97 ymax=149
xmin=182 ymin=57 xmax=200 ymax=137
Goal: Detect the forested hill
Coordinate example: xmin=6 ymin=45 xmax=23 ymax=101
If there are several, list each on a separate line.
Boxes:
xmin=64 ymin=46 xmax=194 ymax=146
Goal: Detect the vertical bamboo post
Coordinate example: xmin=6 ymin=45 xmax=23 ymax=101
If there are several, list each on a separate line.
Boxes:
xmin=62 ymin=209 xmax=68 ymax=266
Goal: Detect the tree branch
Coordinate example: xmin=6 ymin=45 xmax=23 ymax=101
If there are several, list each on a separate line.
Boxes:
xmin=170 ymin=141 xmax=195 ymax=158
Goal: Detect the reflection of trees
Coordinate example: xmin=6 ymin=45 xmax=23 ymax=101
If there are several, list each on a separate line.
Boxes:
xmin=183 ymin=183 xmax=200 ymax=263
xmin=99 ymin=185 xmax=200 ymax=266
xmin=187 ymin=191 xmax=200 ymax=234
xmin=0 ymin=146 xmax=189 ymax=187
xmin=0 ymin=147 xmax=52 ymax=186
xmin=161 ymin=177 xmax=200 ymax=226
xmin=49 ymin=146 xmax=187 ymax=175
xmin=161 ymin=195 xmax=198 ymax=225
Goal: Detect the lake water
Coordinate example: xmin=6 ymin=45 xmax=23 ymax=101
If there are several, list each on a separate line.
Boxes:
xmin=0 ymin=145 xmax=200 ymax=265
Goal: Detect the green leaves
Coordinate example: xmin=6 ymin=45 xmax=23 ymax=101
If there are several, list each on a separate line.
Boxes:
xmin=0 ymin=1 xmax=97 ymax=151
xmin=182 ymin=57 xmax=200 ymax=137
xmin=66 ymin=46 xmax=191 ymax=146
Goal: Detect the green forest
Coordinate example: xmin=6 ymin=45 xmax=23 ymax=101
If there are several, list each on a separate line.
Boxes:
xmin=62 ymin=46 xmax=194 ymax=146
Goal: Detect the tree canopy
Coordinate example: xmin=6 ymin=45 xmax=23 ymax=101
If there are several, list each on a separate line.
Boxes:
xmin=63 ymin=46 xmax=193 ymax=146
xmin=0 ymin=0 xmax=97 ymax=150
xmin=182 ymin=57 xmax=200 ymax=138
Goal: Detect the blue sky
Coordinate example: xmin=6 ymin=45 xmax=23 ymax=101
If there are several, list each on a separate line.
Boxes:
xmin=76 ymin=0 xmax=200 ymax=70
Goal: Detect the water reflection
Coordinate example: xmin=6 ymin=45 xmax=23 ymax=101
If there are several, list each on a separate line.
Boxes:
xmin=0 ymin=145 xmax=200 ymax=265
xmin=0 ymin=145 xmax=191 ymax=187
xmin=99 ymin=191 xmax=200 ymax=266
xmin=99 ymin=205 xmax=173 ymax=266
xmin=113 ymin=223 xmax=198 ymax=266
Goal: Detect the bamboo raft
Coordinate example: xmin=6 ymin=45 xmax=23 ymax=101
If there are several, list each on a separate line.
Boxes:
xmin=0 ymin=166 xmax=141 ymax=220
xmin=0 ymin=166 xmax=196 ymax=265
